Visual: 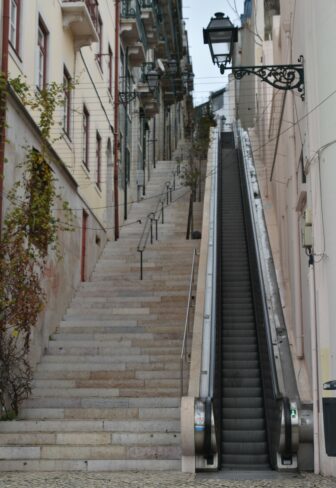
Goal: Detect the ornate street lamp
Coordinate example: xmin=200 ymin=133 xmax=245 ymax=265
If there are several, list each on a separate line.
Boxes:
xmin=146 ymin=69 xmax=160 ymax=92
xmin=166 ymin=58 xmax=178 ymax=75
xmin=203 ymin=12 xmax=305 ymax=100
xmin=203 ymin=12 xmax=238 ymax=73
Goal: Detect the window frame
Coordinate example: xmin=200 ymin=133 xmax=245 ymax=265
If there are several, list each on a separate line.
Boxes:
xmin=82 ymin=105 xmax=90 ymax=169
xmin=96 ymin=131 xmax=102 ymax=189
xmin=37 ymin=16 xmax=48 ymax=90
xmin=108 ymin=44 xmax=113 ymax=95
xmin=63 ymin=66 xmax=72 ymax=139
xmin=97 ymin=14 xmax=103 ymax=70
xmin=9 ymin=0 xmax=21 ymax=54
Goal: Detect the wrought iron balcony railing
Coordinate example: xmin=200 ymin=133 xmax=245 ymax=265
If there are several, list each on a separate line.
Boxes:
xmin=121 ymin=0 xmax=148 ymax=52
xmin=141 ymin=61 xmax=156 ymax=83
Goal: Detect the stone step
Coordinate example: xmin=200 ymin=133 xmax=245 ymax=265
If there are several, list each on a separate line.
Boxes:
xmin=45 ymin=346 xmax=180 ymax=357
xmin=29 ymin=388 xmax=179 ymax=399
xmin=0 ymin=160 xmax=199 ymax=473
xmin=0 ymin=419 xmax=180 ymax=434
xmin=35 ymin=362 xmax=180 ymax=373
xmin=49 ymin=334 xmax=181 ymax=346
xmin=41 ymin=444 xmax=180 ymax=461
xmin=40 ymin=354 xmax=180 ymax=364
xmin=0 ymin=458 xmax=181 ymax=471
xmin=22 ymin=397 xmax=180 ymax=409
xmin=34 ymin=368 xmax=180 ymax=380
xmin=68 ymin=303 xmax=186 ymax=312
xmin=32 ymin=378 xmax=179 ymax=389
xmin=18 ymin=406 xmax=180 ymax=420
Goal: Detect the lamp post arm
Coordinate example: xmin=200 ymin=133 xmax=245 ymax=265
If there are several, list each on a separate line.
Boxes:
xmin=229 ymin=63 xmax=304 ymax=100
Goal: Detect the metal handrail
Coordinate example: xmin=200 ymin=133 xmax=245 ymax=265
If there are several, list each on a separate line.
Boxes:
xmin=236 ymin=123 xmax=282 ymax=400
xmin=236 ymin=122 xmax=297 ymax=468
xmin=136 ymin=166 xmax=179 ymax=279
xmin=180 ymin=248 xmax=198 ymax=396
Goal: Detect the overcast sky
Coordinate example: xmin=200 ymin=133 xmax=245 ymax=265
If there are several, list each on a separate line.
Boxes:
xmin=183 ymin=0 xmax=245 ymax=105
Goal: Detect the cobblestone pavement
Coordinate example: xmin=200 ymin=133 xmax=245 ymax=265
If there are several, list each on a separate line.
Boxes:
xmin=0 ymin=472 xmax=335 ymax=488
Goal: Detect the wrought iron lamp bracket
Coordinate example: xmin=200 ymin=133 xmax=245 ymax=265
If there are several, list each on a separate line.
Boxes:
xmin=119 ymin=91 xmax=138 ymax=105
xmin=223 ymin=57 xmax=305 ymax=100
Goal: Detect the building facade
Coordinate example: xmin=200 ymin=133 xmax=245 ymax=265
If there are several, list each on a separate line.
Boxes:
xmin=0 ymin=0 xmax=193 ymax=368
xmin=233 ymin=0 xmax=336 ymax=476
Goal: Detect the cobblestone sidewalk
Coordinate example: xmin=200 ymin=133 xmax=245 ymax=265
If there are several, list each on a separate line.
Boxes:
xmin=0 ymin=472 xmax=336 ymax=488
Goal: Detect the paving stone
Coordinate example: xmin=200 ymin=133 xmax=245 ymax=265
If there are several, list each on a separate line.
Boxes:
xmin=0 ymin=471 xmax=335 ymax=487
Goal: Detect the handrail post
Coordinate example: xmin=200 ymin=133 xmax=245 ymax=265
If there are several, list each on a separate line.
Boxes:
xmin=180 ymin=357 xmax=183 ymax=397
xmin=180 ymin=249 xmax=198 ymax=398
xmin=155 ymin=218 xmax=158 ymax=240
xmin=173 ymin=171 xmax=176 ymax=190
xmin=150 ymin=216 xmax=153 ymax=244
xmin=166 ymin=182 xmax=170 ymax=205
xmin=161 ymin=201 xmax=164 ymax=224
xmin=169 ymin=185 xmax=173 ymax=203
xmin=139 ymin=250 xmax=143 ymax=280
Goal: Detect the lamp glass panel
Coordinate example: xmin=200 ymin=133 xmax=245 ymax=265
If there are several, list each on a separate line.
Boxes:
xmin=212 ymin=41 xmax=231 ymax=56
xmin=147 ymin=71 xmax=159 ymax=90
xmin=208 ymin=30 xmax=233 ymax=44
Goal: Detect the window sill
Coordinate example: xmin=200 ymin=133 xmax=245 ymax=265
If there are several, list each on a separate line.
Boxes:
xmin=9 ymin=43 xmax=23 ymax=70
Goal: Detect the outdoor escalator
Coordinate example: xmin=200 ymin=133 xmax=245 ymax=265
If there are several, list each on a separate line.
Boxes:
xmin=189 ymin=126 xmax=313 ymax=473
xmin=218 ymin=132 xmax=269 ymax=469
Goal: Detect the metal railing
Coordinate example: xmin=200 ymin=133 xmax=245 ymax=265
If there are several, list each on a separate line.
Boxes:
xmin=136 ymin=165 xmax=180 ymax=280
xmin=121 ymin=0 xmax=148 ymax=52
xmin=180 ymin=248 xmax=198 ymax=396
xmin=140 ymin=0 xmax=161 ymax=28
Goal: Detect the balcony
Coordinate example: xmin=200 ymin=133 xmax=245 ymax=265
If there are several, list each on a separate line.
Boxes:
xmin=121 ymin=0 xmax=148 ymax=65
xmin=136 ymin=63 xmax=160 ymax=116
xmin=61 ymin=0 xmax=99 ymax=48
xmin=140 ymin=88 xmax=160 ymax=117
xmin=140 ymin=0 xmax=161 ymax=47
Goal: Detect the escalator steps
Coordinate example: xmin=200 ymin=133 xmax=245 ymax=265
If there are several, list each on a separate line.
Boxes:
xmin=219 ymin=136 xmax=269 ymax=470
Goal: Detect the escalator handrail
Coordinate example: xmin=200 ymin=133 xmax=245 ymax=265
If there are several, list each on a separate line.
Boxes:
xmin=236 ymin=125 xmax=282 ymax=402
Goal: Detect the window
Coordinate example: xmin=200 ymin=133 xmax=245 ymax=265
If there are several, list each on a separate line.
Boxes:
xmin=96 ymin=131 xmax=101 ymax=189
xmin=97 ymin=15 xmax=103 ymax=70
xmin=83 ymin=105 xmax=90 ymax=168
xmin=37 ymin=17 xmax=48 ymax=90
xmin=108 ymin=45 xmax=113 ymax=95
xmin=63 ymin=67 xmax=71 ymax=138
xmin=9 ymin=0 xmax=20 ymax=53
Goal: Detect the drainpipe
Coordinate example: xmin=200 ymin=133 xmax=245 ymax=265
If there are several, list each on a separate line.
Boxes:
xmin=113 ymin=0 xmax=120 ymax=240
xmin=0 ymin=0 xmax=10 ymax=238
xmin=123 ymin=47 xmax=128 ymax=221
xmin=308 ymin=256 xmax=320 ymax=474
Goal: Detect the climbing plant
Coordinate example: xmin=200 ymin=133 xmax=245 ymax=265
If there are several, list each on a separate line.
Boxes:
xmin=0 ymin=75 xmax=74 ymax=416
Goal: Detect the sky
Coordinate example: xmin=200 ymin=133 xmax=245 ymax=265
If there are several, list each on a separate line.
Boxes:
xmin=183 ymin=0 xmax=245 ymax=106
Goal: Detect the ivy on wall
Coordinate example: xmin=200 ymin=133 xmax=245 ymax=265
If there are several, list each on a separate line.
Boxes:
xmin=0 ymin=76 xmax=74 ymax=417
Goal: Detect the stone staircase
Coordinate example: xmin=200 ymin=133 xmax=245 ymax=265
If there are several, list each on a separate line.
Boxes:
xmin=0 ymin=161 xmax=200 ymax=472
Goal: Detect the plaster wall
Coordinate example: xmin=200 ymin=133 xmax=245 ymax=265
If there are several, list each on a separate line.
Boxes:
xmin=241 ymin=0 xmax=336 ymax=475
xmin=4 ymin=93 xmax=106 ymax=369
xmin=7 ymin=0 xmax=117 ymax=229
